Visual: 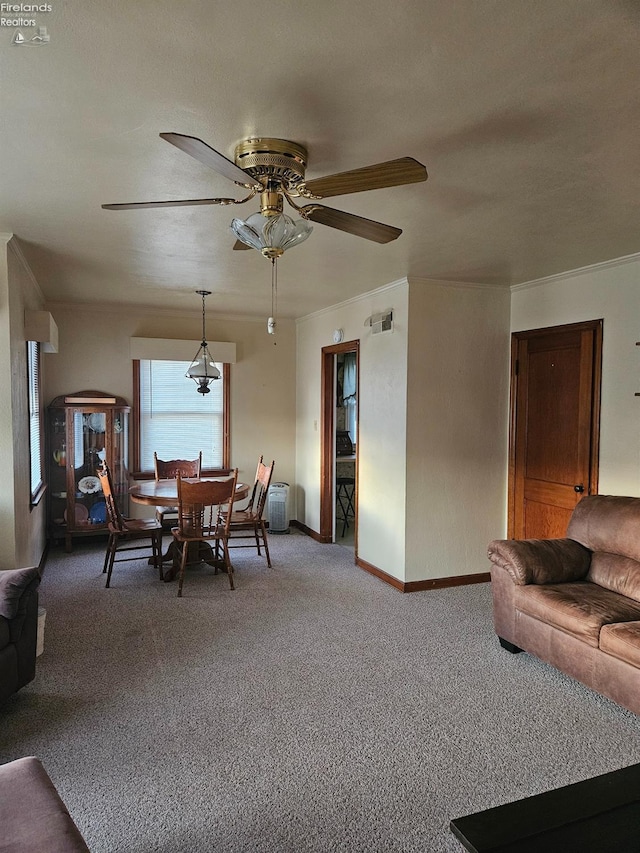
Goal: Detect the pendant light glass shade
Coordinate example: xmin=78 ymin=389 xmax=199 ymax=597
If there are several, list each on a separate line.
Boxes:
xmin=230 ymin=211 xmax=312 ymax=259
xmin=186 ymin=290 xmax=221 ymax=395
xmin=186 ymin=350 xmax=221 ymax=395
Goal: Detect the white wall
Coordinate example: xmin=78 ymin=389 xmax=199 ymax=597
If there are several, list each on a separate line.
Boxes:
xmin=405 ymin=281 xmax=511 ymax=581
xmin=511 ymin=254 xmax=640 ymax=497
xmin=0 ymin=235 xmax=48 ymax=569
xmin=296 ymin=281 xmax=409 ymax=581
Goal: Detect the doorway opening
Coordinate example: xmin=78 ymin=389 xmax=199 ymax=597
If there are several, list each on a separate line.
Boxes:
xmin=320 ymin=340 xmax=359 ymax=552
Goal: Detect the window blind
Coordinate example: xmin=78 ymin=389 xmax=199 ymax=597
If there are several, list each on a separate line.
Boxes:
xmin=138 ymin=359 xmax=224 ymax=471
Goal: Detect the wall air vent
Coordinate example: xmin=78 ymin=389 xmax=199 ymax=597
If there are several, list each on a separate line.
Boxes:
xmin=365 ymin=310 xmax=393 ymax=335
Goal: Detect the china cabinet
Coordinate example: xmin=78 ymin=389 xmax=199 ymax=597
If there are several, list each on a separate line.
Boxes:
xmin=48 ymin=390 xmax=130 ymax=551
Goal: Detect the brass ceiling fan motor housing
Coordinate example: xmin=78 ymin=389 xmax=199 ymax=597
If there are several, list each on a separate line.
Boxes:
xmin=234 ymin=138 xmax=308 ymax=194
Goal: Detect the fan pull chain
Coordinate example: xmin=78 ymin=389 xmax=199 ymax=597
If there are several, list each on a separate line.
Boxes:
xmin=268 ymin=257 xmax=277 ymax=342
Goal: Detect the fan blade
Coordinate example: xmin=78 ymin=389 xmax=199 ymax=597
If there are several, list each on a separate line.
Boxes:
xmin=303 ymin=157 xmax=427 ymax=199
xmin=102 ymin=198 xmax=239 ymax=210
xmin=233 ymin=240 xmax=252 ymax=251
xmin=300 ymin=205 xmax=401 ymax=243
xmin=160 ymin=133 xmax=262 ymax=190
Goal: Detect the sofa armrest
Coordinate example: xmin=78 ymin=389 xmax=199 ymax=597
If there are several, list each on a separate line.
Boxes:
xmin=487 ymin=538 xmax=591 ymax=585
xmin=0 ymin=567 xmax=40 ymax=620
xmin=0 ymin=567 xmax=40 ymax=624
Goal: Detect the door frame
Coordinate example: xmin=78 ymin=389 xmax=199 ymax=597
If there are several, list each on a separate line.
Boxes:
xmin=320 ymin=340 xmax=360 ymax=548
xmin=507 ymin=319 xmax=602 ymax=538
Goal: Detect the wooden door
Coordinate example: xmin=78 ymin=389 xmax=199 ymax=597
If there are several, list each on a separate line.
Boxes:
xmin=509 ymin=320 xmax=602 ymax=539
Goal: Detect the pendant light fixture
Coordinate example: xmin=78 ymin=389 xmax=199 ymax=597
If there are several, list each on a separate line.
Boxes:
xmin=231 ymin=204 xmax=312 ymax=337
xmin=186 ymin=289 xmax=220 ymax=395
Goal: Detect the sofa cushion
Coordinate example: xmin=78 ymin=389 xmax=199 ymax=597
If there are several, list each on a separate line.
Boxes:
xmin=587 ymin=552 xmax=640 ymax=604
xmin=600 ymin=621 xmax=640 ymax=670
xmin=515 ymin=582 xmax=640 ymax=647
xmin=567 ymin=495 xmax=640 ymax=563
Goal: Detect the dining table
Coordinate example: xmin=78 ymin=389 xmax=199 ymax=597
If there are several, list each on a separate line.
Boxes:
xmin=129 ymin=477 xmax=250 ymax=580
xmin=129 ymin=477 xmax=249 ymax=508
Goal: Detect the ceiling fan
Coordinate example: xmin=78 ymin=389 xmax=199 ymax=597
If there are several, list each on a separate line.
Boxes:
xmin=102 ymin=134 xmax=428 ymax=254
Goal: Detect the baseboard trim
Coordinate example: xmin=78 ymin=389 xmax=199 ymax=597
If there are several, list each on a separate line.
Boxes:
xmin=290 ymin=519 xmax=332 ymax=543
xmin=355 ymin=557 xmax=405 ymax=591
xmin=290 ymin=527 xmax=491 ymax=590
xmin=38 ymin=539 xmax=50 ymax=578
xmin=404 ymin=572 xmax=491 ymax=592
xmin=356 ymin=556 xmax=490 ymax=592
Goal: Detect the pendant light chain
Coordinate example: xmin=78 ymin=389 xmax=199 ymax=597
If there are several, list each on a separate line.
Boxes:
xmin=200 ymin=289 xmax=208 ymax=345
xmin=269 ymin=258 xmax=278 ymax=342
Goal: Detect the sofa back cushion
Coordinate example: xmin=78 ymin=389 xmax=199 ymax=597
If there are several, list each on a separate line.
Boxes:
xmin=587 ymin=552 xmax=640 ymax=604
xmin=568 ymin=495 xmax=640 ymax=563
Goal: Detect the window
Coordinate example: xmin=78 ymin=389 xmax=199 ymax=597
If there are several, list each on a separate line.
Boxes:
xmin=27 ymin=340 xmax=45 ymax=504
xmin=134 ymin=359 xmax=230 ymax=475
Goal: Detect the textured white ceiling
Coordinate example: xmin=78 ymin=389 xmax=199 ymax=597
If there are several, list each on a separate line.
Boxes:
xmin=2 ymin=0 xmax=639 ymax=318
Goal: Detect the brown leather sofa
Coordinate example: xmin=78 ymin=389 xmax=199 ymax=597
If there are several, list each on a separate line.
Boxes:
xmin=0 ymin=566 xmax=40 ymax=705
xmin=488 ymin=495 xmax=640 ymax=715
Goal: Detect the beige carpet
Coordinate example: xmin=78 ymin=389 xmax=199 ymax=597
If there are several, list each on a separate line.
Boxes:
xmin=1 ymin=531 xmax=639 ymax=852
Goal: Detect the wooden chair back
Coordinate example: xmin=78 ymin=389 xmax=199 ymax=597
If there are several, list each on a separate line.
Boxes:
xmin=176 ymin=471 xmax=238 ymax=540
xmin=251 ymin=458 xmax=275 ymax=520
xmin=97 ymin=464 xmax=126 ymax=532
xmin=154 ymin=452 xmax=202 ymax=480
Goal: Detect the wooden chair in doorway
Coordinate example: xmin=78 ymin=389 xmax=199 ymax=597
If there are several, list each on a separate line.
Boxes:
xmin=97 ymin=463 xmax=163 ymax=588
xmin=171 ymin=469 xmax=238 ymax=597
xmin=225 ymin=456 xmax=275 ymax=568
xmin=153 ymin=451 xmax=202 ymax=529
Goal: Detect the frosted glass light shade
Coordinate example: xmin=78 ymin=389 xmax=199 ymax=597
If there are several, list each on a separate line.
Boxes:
xmin=186 ymin=346 xmax=221 ymax=395
xmin=231 ymin=211 xmax=312 ymax=258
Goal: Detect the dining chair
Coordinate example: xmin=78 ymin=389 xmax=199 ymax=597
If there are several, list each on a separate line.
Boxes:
xmin=97 ymin=464 xmax=163 ymax=588
xmin=171 ymin=469 xmax=239 ymax=597
xmin=153 ymin=451 xmax=203 ymax=528
xmin=225 ymin=457 xmax=275 ymax=568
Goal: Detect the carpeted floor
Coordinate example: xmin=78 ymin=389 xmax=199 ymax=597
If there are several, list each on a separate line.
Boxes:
xmin=1 ymin=531 xmax=640 ymax=852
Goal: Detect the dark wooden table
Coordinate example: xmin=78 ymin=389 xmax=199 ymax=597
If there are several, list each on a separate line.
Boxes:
xmin=129 ymin=477 xmax=249 ymax=508
xmin=450 ymin=763 xmax=640 ymax=852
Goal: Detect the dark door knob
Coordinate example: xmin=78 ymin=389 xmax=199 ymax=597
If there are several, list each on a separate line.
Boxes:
xmin=574 ymin=484 xmax=585 ymax=493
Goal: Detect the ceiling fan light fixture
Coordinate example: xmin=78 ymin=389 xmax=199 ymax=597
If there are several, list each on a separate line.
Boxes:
xmin=230 ymin=211 xmax=312 ymax=259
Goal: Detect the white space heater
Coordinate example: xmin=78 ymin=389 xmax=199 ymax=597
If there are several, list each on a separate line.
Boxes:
xmin=268 ymin=482 xmax=290 ymax=534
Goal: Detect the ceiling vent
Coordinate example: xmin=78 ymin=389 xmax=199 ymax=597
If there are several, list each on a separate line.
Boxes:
xmin=365 ymin=310 xmax=393 ymax=335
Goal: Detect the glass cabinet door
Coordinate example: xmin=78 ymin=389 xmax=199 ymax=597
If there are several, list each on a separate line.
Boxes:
xmin=69 ymin=409 xmax=107 ymax=529
xmin=111 ymin=410 xmax=130 ymax=517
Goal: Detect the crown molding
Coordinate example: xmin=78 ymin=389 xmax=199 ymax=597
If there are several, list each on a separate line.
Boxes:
xmin=297 ymin=278 xmax=410 ymax=324
xmin=407 ymin=275 xmax=508 ymax=292
xmin=43 ymin=300 xmax=276 ymax=324
xmin=511 ymin=251 xmax=640 ymax=292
